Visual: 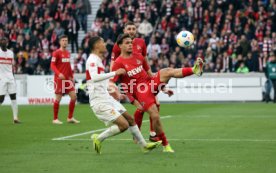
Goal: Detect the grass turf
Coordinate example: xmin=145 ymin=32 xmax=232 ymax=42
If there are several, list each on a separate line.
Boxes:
xmin=0 ymin=103 xmax=276 ymax=173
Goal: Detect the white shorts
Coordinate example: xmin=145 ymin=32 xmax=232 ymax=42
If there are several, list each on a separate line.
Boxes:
xmin=0 ymin=79 xmax=16 ymax=96
xmin=90 ymin=97 xmax=126 ymax=126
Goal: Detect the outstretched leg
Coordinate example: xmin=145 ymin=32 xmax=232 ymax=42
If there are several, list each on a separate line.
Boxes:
xmin=160 ymin=58 xmax=204 ymax=83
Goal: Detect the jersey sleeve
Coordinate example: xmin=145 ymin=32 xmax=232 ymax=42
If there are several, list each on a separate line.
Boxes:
xmin=50 ymin=51 xmax=61 ymax=75
xmin=111 ymin=44 xmax=121 ymax=61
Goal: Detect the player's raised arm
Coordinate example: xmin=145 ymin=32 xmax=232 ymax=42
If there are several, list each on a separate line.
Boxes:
xmin=86 ymin=56 xmax=125 ymax=83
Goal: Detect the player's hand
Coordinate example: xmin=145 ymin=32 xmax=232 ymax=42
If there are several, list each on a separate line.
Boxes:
xmin=115 ymin=68 xmax=126 ymax=76
xmin=58 ymin=73 xmax=66 ymax=80
xmin=163 ymin=88 xmax=174 ymax=97
xmin=133 ymin=100 xmax=144 ymax=110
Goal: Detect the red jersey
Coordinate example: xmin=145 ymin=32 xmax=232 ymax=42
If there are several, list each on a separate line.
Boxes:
xmin=111 ymin=38 xmax=147 ymax=61
xmin=112 ymin=53 xmax=150 ymax=89
xmin=112 ymin=53 xmax=164 ymax=110
xmin=51 ymin=49 xmax=73 ymax=79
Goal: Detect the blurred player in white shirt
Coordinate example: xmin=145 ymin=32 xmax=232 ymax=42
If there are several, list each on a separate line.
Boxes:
xmin=86 ymin=36 xmax=161 ymax=154
xmin=0 ymin=37 xmax=20 ymax=124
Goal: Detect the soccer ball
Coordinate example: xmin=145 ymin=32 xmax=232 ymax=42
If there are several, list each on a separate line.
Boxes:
xmin=176 ymin=31 xmax=194 ymax=48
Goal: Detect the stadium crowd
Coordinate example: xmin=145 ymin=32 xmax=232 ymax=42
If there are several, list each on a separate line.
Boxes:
xmin=0 ymin=0 xmax=90 ymax=74
xmin=0 ymin=0 xmax=275 ymax=74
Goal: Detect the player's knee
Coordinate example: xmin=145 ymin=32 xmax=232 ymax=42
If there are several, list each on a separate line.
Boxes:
xmin=71 ymin=95 xmax=77 ymax=101
xmin=0 ymin=96 xmax=4 ymax=104
xmin=127 ymin=116 xmax=135 ymax=126
xmin=55 ymin=98 xmax=61 ymax=102
xmin=118 ymin=122 xmax=129 ymax=132
xmin=9 ymin=94 xmax=16 ymax=100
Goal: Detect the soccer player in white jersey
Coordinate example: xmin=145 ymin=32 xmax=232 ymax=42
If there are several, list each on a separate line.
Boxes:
xmin=86 ymin=36 xmax=161 ymax=154
xmin=0 ymin=37 xmax=20 ymax=124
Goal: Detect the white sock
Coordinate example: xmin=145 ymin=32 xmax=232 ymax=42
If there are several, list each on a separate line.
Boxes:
xmin=97 ymin=125 xmax=121 ymax=142
xmin=11 ymin=100 xmax=18 ymax=120
xmin=129 ymin=125 xmax=147 ymax=147
xmin=150 ymin=131 xmax=156 ymax=137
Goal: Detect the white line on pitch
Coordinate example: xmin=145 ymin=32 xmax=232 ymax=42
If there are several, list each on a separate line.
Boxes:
xmin=54 ymin=138 xmax=276 ymax=142
xmin=52 ymin=115 xmax=172 ymax=141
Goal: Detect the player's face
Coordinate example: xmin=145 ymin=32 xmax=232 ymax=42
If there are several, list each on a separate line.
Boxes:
xmin=97 ymin=39 xmax=107 ymax=53
xmin=124 ymin=25 xmax=137 ymax=38
xmin=59 ymin=38 xmax=68 ymax=48
xmin=121 ymin=38 xmax=133 ymax=53
xmin=0 ymin=38 xmax=8 ymax=48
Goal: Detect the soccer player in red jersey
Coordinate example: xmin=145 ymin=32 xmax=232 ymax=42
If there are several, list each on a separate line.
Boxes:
xmin=112 ymin=34 xmax=204 ymax=152
xmin=50 ymin=35 xmax=80 ymax=124
xmin=110 ymin=22 xmax=172 ymax=142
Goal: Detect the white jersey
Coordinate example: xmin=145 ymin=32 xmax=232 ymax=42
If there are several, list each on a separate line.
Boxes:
xmin=86 ymin=53 xmax=116 ymax=105
xmin=0 ymin=48 xmax=14 ymax=81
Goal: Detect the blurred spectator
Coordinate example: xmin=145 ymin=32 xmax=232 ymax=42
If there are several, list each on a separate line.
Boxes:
xmin=147 ymin=37 xmax=161 ymax=60
xmin=0 ymin=0 xmax=86 ymax=74
xmin=138 ymin=19 xmax=153 ymax=36
xmin=236 ymin=62 xmax=250 ymax=73
xmin=1 ymin=0 xmax=276 ymax=75
xmin=68 ymin=15 xmax=80 ymax=53
xmin=76 ymin=0 xmax=91 ymax=33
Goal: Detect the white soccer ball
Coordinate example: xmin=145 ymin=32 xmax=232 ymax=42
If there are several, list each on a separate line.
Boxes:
xmin=176 ymin=31 xmax=194 ymax=48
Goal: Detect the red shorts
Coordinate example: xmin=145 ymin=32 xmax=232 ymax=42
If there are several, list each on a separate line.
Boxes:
xmin=54 ymin=78 xmax=75 ymax=94
xmin=134 ymin=71 xmax=166 ymax=111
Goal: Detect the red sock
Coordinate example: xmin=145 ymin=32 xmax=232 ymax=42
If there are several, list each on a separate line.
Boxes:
xmin=182 ymin=67 xmax=193 ymax=77
xmin=68 ymin=99 xmax=76 ymax=119
xmin=157 ymin=132 xmax=169 ymax=146
xmin=134 ymin=109 xmax=144 ymax=129
xmin=53 ymin=100 xmax=60 ymax=120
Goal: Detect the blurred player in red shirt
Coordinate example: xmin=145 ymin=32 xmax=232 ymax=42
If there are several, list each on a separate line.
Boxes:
xmin=112 ymin=34 xmax=204 ymax=152
xmin=110 ymin=21 xmax=173 ymax=142
xmin=50 ymin=35 xmax=79 ymax=124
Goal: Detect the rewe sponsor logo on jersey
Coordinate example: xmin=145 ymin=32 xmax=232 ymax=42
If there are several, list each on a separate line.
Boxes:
xmin=61 ymin=58 xmax=70 ymax=62
xmin=127 ymin=65 xmax=143 ymax=77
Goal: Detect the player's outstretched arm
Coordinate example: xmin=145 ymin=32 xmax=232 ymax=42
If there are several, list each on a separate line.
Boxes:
xmin=89 ymin=69 xmax=126 ymax=83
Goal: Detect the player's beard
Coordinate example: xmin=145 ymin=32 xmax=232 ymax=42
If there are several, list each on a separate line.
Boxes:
xmin=0 ymin=45 xmax=7 ymax=51
xmin=130 ymin=34 xmax=136 ymax=39
xmin=126 ymin=50 xmax=132 ymax=55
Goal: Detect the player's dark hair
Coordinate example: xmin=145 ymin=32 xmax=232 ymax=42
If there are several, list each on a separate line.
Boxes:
xmin=116 ymin=34 xmax=131 ymax=45
xmin=124 ymin=21 xmax=135 ymax=28
xmin=89 ymin=36 xmax=102 ymax=52
xmin=59 ymin=35 xmax=68 ymax=40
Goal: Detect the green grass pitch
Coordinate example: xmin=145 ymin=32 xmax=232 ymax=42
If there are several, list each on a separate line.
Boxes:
xmin=0 ymin=103 xmax=276 ymax=173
